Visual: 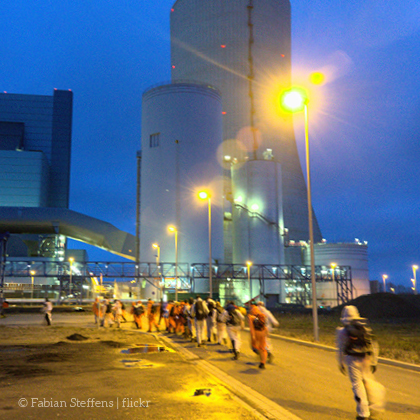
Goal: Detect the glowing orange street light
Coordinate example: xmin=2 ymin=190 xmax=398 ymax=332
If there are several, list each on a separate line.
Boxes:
xmin=280 ymin=87 xmax=319 ymax=342
xmin=198 ymin=190 xmax=213 ymax=298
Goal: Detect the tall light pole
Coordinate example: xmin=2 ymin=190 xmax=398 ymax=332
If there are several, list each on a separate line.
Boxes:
xmin=69 ymin=257 xmax=74 ymax=303
xmin=30 ymin=270 xmax=36 ymax=301
xmin=246 ymin=261 xmax=252 ymax=302
xmin=412 ymin=265 xmax=418 ymax=295
xmin=280 ymin=87 xmax=319 ymax=342
xmin=331 ymin=262 xmax=337 ymax=306
xmin=198 ymin=190 xmax=212 ymax=299
xmin=152 ymin=243 xmax=161 ymax=299
xmin=382 ymin=274 xmax=388 ymax=293
xmin=168 ymin=226 xmax=178 ymax=301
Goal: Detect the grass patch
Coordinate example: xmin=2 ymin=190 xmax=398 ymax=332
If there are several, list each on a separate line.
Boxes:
xmin=272 ymin=313 xmax=420 ymax=365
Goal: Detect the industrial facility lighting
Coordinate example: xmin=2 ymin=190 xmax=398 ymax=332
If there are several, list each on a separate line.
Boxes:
xmin=168 ymin=226 xmax=178 ymax=301
xmin=198 ymin=190 xmax=213 ymax=298
xmin=382 ymin=274 xmax=388 ymax=293
xmin=412 ymin=265 xmax=418 ymax=295
xmin=250 ymin=204 xmax=259 ymax=212
xmin=234 ymin=196 xmax=243 ymax=203
xmin=280 ymin=86 xmax=318 ymax=342
xmin=280 ymin=87 xmax=308 ymax=113
xmin=30 ymin=270 xmax=36 ymax=301
xmin=223 ymin=155 xmax=231 ymax=161
xmin=69 ymin=257 xmax=75 ymax=303
xmin=309 ymin=72 xmax=325 ymax=85
xmin=246 ymin=261 xmax=252 ymax=301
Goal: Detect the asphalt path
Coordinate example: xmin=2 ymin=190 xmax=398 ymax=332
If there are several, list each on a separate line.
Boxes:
xmin=168 ymin=330 xmax=420 ymax=420
xmin=2 ymin=314 xmax=419 ymax=420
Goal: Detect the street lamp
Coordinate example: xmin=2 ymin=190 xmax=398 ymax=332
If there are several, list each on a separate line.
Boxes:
xmin=30 ymin=270 xmax=36 ymax=301
xmin=280 ymin=87 xmax=319 ymax=342
xmin=69 ymin=257 xmax=74 ymax=303
xmin=331 ymin=263 xmax=337 ymax=306
xmin=412 ymin=265 xmax=418 ymax=295
xmin=382 ymin=274 xmax=388 ymax=293
xmin=198 ymin=190 xmax=212 ymax=298
xmin=168 ymin=226 xmax=178 ymax=301
xmin=246 ymin=261 xmax=252 ymax=302
xmin=152 ymin=243 xmax=161 ymax=298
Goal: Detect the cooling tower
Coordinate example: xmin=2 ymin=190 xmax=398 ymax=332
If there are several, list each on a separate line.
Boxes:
xmin=140 ymin=82 xmax=224 ymax=265
xmin=170 ymin=0 xmax=322 ymax=264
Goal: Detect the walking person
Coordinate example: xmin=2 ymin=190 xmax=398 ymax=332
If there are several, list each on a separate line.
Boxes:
xmin=92 ymin=297 xmax=100 ymax=324
xmin=147 ymin=299 xmax=160 ymax=332
xmin=131 ymin=301 xmax=145 ymax=329
xmin=258 ymin=301 xmax=279 ymax=363
xmin=101 ymin=299 xmax=114 ymax=327
xmin=190 ymin=295 xmax=209 ymax=347
xmin=185 ymin=297 xmax=196 ymax=341
xmin=223 ymin=301 xmax=244 ymax=359
xmin=206 ymin=298 xmax=217 ymax=342
xmin=248 ymin=301 xmax=267 ymax=369
xmin=113 ymin=300 xmax=123 ymax=328
xmin=336 ymin=305 xmax=386 ymax=420
xmin=42 ymin=298 xmax=53 ymax=326
xmin=215 ymin=301 xmax=228 ymax=345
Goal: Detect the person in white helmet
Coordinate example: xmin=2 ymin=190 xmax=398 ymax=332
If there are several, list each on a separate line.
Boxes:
xmin=336 ymin=305 xmax=385 ymax=420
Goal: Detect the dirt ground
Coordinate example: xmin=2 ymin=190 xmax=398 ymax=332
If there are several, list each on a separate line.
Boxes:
xmin=0 ymin=314 xmax=260 ymax=420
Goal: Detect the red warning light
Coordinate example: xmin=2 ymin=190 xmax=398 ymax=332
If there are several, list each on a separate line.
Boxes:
xmin=281 ymin=54 xmax=285 ymax=58
xmin=171 ymin=8 xmax=174 ymax=12
xmin=172 ymin=65 xmax=175 ymax=69
xmin=220 ymin=45 xmax=226 ymax=48
xmin=222 ymin=111 xmax=227 ymax=115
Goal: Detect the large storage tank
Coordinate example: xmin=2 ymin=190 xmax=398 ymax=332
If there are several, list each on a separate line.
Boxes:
xmin=170 ymin=0 xmax=322 ymax=259
xmin=304 ymin=242 xmax=370 ymax=304
xmin=140 ymin=82 xmax=224 ymax=270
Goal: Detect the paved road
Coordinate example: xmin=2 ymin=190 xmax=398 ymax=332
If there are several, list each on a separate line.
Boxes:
xmin=168 ymin=330 xmax=420 ymax=420
xmin=2 ymin=314 xmax=419 ymax=420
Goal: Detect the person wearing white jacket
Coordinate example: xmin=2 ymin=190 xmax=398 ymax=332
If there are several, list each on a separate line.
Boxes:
xmin=336 ymin=305 xmax=385 ymax=420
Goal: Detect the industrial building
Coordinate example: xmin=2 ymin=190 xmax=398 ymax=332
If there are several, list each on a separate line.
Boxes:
xmin=139 ymin=0 xmax=370 ymax=305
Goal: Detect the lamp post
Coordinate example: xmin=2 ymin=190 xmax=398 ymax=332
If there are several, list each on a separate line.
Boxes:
xmin=198 ymin=190 xmax=212 ymax=299
xmin=246 ymin=261 xmax=252 ymax=302
xmin=412 ymin=265 xmax=418 ymax=295
xmin=382 ymin=274 xmax=388 ymax=293
xmin=168 ymin=226 xmax=178 ymax=301
xmin=152 ymin=243 xmax=161 ymax=299
xmin=280 ymin=87 xmax=319 ymax=342
xmin=30 ymin=270 xmax=36 ymax=302
xmin=331 ymin=262 xmax=337 ymax=306
xmin=69 ymin=257 xmax=74 ymax=304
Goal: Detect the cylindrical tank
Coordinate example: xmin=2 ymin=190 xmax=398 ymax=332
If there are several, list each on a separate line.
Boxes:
xmin=231 ymin=159 xmax=284 ymax=265
xmin=304 ymin=242 xmax=370 ymax=302
xmin=170 ymin=0 xmax=322 ymax=250
xmin=140 ymin=82 xmax=224 ymax=272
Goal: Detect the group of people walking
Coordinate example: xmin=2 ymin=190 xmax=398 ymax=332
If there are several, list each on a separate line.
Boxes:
xmin=90 ymin=296 xmax=385 ymax=419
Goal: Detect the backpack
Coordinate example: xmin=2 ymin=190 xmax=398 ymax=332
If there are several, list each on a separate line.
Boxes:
xmin=252 ymin=313 xmax=266 ymax=331
xmin=195 ymin=300 xmax=205 ymax=321
xmin=344 ymin=320 xmax=374 ymax=355
xmin=106 ymin=303 xmax=112 ymax=314
xmin=134 ymin=305 xmax=144 ymax=316
xmin=226 ymin=308 xmax=240 ymax=326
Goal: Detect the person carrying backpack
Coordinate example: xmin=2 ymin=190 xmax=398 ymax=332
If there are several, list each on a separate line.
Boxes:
xmin=215 ymin=301 xmax=228 ymax=345
xmin=131 ymin=301 xmax=145 ymax=329
xmin=248 ymin=301 xmax=267 ymax=369
xmin=190 ymin=295 xmax=209 ymax=347
xmin=222 ymin=301 xmax=244 ymax=359
xmin=336 ymin=305 xmax=386 ymax=420
xmin=206 ymin=298 xmax=217 ymax=342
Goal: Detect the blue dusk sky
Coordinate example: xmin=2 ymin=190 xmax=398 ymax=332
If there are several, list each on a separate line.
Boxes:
xmin=1 ymin=1 xmax=419 ymax=288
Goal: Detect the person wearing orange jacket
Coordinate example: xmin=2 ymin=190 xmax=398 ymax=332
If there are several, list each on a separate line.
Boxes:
xmin=248 ymin=301 xmax=268 ymax=369
xmin=92 ymin=297 xmax=100 ymax=324
xmin=131 ymin=301 xmax=145 ymax=329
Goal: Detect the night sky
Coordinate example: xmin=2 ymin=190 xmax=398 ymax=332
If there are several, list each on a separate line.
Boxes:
xmin=1 ymin=1 xmax=419 ymax=288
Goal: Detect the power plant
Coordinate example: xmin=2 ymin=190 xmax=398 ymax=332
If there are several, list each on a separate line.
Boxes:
xmin=139 ymin=0 xmax=370 ymax=304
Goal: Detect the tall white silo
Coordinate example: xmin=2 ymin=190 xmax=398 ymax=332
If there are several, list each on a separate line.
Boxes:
xmin=140 ymin=82 xmax=224 ymax=281
xmin=170 ymin=0 xmax=322 ymax=263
